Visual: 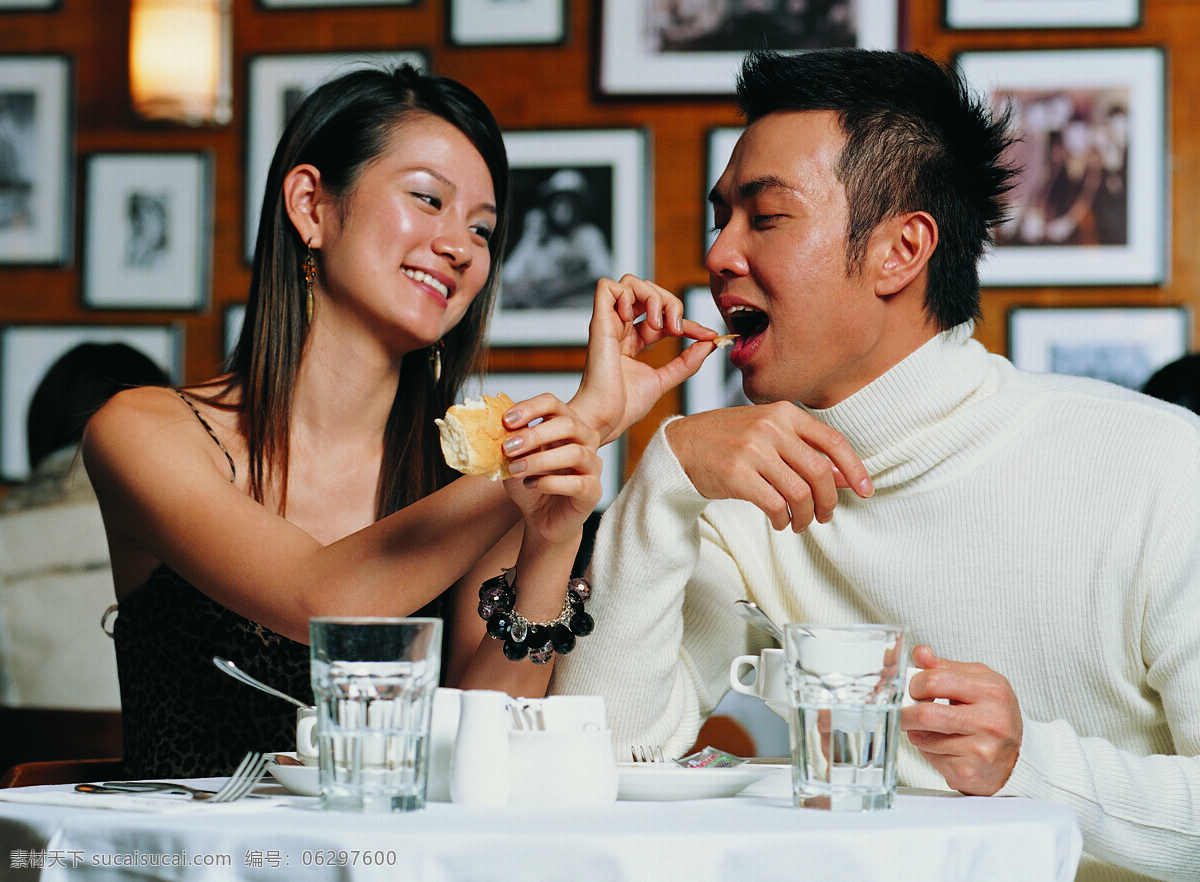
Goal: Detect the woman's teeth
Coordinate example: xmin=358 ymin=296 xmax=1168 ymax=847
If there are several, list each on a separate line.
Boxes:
xmin=403 ymin=268 xmax=449 ymax=299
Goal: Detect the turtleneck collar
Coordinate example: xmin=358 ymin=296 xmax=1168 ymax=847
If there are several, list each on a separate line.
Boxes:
xmin=801 ymin=323 xmax=1020 ymax=489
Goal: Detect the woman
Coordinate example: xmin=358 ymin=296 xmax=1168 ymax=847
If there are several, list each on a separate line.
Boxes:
xmin=83 ymin=65 xmax=716 ymax=778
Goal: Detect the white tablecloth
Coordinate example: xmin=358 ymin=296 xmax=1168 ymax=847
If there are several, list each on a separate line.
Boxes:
xmin=0 ymin=779 xmax=1081 ymax=882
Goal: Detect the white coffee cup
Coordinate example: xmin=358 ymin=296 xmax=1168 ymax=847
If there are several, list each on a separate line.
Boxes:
xmin=296 ymin=705 xmax=318 ymax=766
xmin=539 ymin=695 xmax=607 ymax=733
xmin=507 ymin=728 xmax=618 ymax=805
xmin=729 ymin=647 xmax=789 ymax=720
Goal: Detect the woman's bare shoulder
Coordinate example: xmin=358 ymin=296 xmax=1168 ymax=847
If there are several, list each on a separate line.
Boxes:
xmin=83 ymin=385 xmax=226 ymax=476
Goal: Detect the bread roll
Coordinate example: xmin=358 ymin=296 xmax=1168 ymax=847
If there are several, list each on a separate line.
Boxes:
xmin=435 ymin=393 xmax=515 ymax=481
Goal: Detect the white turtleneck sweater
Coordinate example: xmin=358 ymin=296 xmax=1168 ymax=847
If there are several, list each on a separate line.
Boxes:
xmin=551 ymin=324 xmax=1200 ymax=881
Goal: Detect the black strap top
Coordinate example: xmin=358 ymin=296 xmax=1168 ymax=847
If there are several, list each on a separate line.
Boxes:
xmin=110 ymin=390 xmax=310 ymax=778
xmin=112 ymin=566 xmax=310 ymax=778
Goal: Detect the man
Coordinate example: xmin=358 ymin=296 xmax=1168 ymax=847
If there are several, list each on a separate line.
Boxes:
xmin=551 ymin=49 xmax=1200 ymax=880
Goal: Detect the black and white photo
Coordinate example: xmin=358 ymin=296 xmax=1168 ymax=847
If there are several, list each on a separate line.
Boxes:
xmin=492 ymin=129 xmax=648 ymax=346
xmin=0 ymin=56 xmax=71 ymax=265
xmin=82 ymin=152 xmax=212 ymax=310
xmin=0 ymin=324 xmax=182 ymax=481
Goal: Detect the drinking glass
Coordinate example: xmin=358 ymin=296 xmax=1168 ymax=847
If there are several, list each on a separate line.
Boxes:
xmin=784 ymin=622 xmax=908 ymax=811
xmin=310 ymin=616 xmax=442 ymax=812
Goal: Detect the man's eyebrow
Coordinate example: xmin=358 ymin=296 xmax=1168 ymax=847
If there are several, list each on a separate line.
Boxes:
xmin=708 ymin=175 xmax=799 ymax=206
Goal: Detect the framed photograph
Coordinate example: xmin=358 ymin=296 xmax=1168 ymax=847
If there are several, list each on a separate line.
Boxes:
xmin=464 ymin=372 xmax=624 ymax=509
xmin=1008 ymin=306 xmax=1189 ymax=391
xmin=682 ymin=287 xmax=751 ymax=414
xmin=82 ymin=152 xmax=212 ymax=311
xmin=597 ymin=0 xmax=898 ymax=97
xmin=957 ymin=48 xmax=1166 ymax=287
xmin=244 ymin=51 xmax=427 ymax=262
xmin=945 ymin=0 xmax=1141 ymax=29
xmin=0 ymin=324 xmax=183 ymax=481
xmin=256 ymin=0 xmax=415 ymax=7
xmin=0 ymin=55 xmax=71 ymax=265
xmin=447 ymin=0 xmax=567 ymax=46
xmin=492 ymin=128 xmax=649 ymax=346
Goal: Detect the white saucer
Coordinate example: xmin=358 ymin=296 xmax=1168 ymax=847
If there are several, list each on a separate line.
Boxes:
xmin=266 ymin=753 xmax=319 ymax=797
xmin=616 ymin=762 xmax=783 ymax=801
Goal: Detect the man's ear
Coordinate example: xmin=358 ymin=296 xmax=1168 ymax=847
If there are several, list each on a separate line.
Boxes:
xmin=874 ymin=211 xmax=938 ymax=297
xmin=283 ymin=164 xmax=327 ymax=249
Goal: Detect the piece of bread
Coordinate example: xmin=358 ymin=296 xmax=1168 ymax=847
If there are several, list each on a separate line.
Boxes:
xmin=715 ymin=333 xmax=739 ymax=349
xmin=435 ymin=393 xmax=515 ymax=481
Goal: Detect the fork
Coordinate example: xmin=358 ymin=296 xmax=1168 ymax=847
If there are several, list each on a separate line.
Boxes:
xmin=631 ymin=745 xmax=666 ymax=763
xmin=76 ymin=751 xmax=270 ymax=803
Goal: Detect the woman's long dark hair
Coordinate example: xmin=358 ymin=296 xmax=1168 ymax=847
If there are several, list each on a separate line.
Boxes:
xmin=216 ymin=64 xmax=509 ymax=520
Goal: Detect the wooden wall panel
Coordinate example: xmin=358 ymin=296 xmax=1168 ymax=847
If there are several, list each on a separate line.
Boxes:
xmin=0 ymin=0 xmax=1195 ymax=483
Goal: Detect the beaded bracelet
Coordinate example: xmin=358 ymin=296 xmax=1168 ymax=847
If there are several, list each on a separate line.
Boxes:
xmin=477 ymin=568 xmax=594 ymax=664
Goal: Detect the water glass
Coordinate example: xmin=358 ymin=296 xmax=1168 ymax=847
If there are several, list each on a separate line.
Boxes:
xmin=310 ymin=616 xmax=442 ymax=812
xmin=784 ymin=623 xmax=908 ymax=811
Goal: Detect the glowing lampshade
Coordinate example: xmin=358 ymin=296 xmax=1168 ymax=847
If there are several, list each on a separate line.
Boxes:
xmin=129 ymin=0 xmax=231 ymax=125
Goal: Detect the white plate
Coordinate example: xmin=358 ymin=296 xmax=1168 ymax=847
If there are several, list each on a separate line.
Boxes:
xmin=616 ymin=762 xmax=783 ymax=801
xmin=266 ymin=754 xmax=319 ymax=797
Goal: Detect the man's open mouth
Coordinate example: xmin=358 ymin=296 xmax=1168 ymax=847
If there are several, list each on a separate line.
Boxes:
xmin=723 ymin=304 xmax=769 ymax=341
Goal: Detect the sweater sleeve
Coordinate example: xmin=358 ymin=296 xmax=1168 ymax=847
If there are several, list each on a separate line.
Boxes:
xmin=997 ymin=447 xmax=1200 ymax=880
xmin=548 ymin=419 xmax=752 ymax=759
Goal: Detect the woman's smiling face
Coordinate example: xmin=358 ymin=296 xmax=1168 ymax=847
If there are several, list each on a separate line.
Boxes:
xmin=314 ymin=113 xmax=497 ymax=353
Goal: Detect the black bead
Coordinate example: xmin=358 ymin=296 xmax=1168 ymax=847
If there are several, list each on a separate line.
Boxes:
xmin=569 ymin=610 xmax=595 ymax=637
xmin=477 ymin=601 xmax=497 ymax=621
xmin=502 ymin=638 xmax=529 ymax=661
xmin=478 ymin=574 xmax=508 ymax=600
xmin=549 ymin=623 xmax=575 ymax=654
xmin=526 ymin=625 xmax=549 ymax=651
xmin=486 ymin=610 xmax=513 ymax=639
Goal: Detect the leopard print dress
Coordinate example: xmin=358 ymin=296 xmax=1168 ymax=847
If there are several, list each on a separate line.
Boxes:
xmin=111 ymin=567 xmax=311 ymax=778
xmin=110 ymin=389 xmax=310 ymax=778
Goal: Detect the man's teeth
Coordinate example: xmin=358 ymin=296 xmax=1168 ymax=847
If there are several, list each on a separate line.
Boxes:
xmin=404 ymin=268 xmax=449 ymax=298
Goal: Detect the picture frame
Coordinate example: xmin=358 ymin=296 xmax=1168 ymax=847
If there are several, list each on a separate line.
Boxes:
xmin=465 ymin=372 xmax=624 ymax=509
xmin=0 ymin=55 xmax=72 ymax=266
xmin=957 ymin=48 xmax=1166 ymax=287
xmin=597 ymin=0 xmax=899 ymax=97
xmin=82 ymin=152 xmax=212 ymax=311
xmin=256 ymin=0 xmax=415 ymax=8
xmin=945 ymin=0 xmax=1141 ymax=30
xmin=682 ymin=287 xmax=751 ymax=415
xmin=0 ymin=323 xmax=183 ymax=481
xmin=244 ymin=50 xmax=427 ymax=262
xmin=704 ymin=127 xmax=741 ymax=258
xmin=447 ymin=0 xmax=567 ymax=46
xmin=491 ymin=128 xmax=650 ymax=346
xmin=1008 ymin=306 xmax=1189 ymax=391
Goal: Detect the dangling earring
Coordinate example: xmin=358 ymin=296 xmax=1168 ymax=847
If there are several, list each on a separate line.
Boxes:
xmin=302 ymin=241 xmax=316 ymax=323
xmin=428 ymin=340 xmax=444 ymax=384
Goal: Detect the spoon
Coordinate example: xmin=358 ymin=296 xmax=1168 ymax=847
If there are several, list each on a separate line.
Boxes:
xmin=734 ymin=599 xmax=784 ymax=643
xmin=213 ymin=656 xmax=310 ymax=709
